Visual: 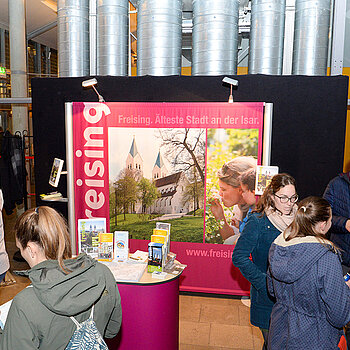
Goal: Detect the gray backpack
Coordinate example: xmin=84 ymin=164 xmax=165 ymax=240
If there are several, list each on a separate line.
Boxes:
xmin=65 ymin=305 xmax=108 ymax=350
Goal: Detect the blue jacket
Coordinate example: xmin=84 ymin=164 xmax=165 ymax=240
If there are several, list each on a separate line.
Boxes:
xmin=323 ymin=172 xmax=350 ymax=266
xmin=232 ymin=212 xmax=280 ymax=329
xmin=268 ymin=234 xmax=350 ymax=350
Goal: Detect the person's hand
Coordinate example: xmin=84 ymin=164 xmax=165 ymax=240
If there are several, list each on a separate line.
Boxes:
xmin=210 ymin=198 xmax=225 ymax=222
xmin=346 ymin=279 xmax=350 ymax=288
xmin=346 ymin=219 xmax=350 ymax=233
xmin=230 ymin=217 xmax=240 ymax=228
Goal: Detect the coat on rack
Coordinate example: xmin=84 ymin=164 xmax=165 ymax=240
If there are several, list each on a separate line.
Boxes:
xmin=0 ymin=131 xmax=26 ymax=215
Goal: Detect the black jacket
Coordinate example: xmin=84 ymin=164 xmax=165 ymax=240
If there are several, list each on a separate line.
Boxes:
xmin=323 ymin=172 xmax=350 ymax=265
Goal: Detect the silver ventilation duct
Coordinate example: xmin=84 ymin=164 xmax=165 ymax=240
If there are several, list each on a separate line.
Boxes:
xmin=192 ymin=0 xmax=239 ymax=76
xmin=137 ymin=0 xmax=183 ymax=76
xmin=292 ymin=0 xmax=331 ymax=75
xmin=248 ymin=0 xmax=286 ymax=75
xmin=97 ymin=0 xmax=129 ymax=76
xmin=57 ymin=0 xmax=89 ymax=77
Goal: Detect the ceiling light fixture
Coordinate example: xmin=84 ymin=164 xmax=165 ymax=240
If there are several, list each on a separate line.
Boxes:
xmin=82 ymin=78 xmax=105 ymax=103
xmin=222 ymin=77 xmax=239 ymax=103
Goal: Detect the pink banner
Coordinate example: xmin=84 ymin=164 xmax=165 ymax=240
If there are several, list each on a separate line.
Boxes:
xmin=72 ymin=102 xmax=264 ymax=295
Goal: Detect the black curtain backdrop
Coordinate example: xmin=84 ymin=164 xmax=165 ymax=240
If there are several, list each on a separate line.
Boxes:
xmin=32 ymin=74 xmax=348 ymax=216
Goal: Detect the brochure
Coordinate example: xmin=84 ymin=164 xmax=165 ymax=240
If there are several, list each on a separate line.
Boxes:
xmin=148 ymin=242 xmax=164 ymax=273
xmin=98 ymin=232 xmax=114 ymax=261
xmin=155 ymin=223 xmax=171 ymax=254
xmin=151 ymin=234 xmax=167 ymax=244
xmin=49 ymin=158 xmax=64 ymax=187
xmin=153 ymin=227 xmax=170 ymax=257
xmin=156 ymin=222 xmax=171 ymax=232
xmin=153 ymin=229 xmax=168 ymax=236
xmin=77 ymin=218 xmax=106 ymax=258
xmin=114 ymin=231 xmax=129 ymax=262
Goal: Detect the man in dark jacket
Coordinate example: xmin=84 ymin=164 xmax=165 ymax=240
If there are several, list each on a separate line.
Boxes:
xmin=323 ymin=172 xmax=350 ymax=269
xmin=323 ymin=171 xmax=350 ymax=345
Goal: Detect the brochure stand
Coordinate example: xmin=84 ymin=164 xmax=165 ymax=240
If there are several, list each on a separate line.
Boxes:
xmin=42 ymin=159 xmax=69 ymax=202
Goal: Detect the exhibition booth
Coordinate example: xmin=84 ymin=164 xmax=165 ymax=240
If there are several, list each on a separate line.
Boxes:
xmin=28 ymin=74 xmax=348 ymax=347
xmin=32 ymin=74 xmax=348 ymax=290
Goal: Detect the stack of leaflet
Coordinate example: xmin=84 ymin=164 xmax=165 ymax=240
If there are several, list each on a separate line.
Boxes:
xmin=163 ymin=252 xmax=187 ymax=275
xmin=148 ymin=222 xmax=171 ymax=273
xmin=163 ymin=252 xmax=176 ymax=272
xmin=102 ymin=247 xmax=148 ymax=282
xmin=101 ymin=260 xmax=147 ymax=283
xmin=155 ymin=222 xmax=171 ymax=254
xmin=151 ymin=229 xmax=170 ymax=256
xmin=40 ymin=191 xmax=63 ymax=201
xmin=168 ymin=262 xmax=187 ymax=275
xmin=129 ymin=250 xmax=148 ymax=263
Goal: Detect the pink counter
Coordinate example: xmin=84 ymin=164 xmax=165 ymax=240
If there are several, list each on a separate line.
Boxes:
xmin=105 ymin=272 xmax=181 ymax=350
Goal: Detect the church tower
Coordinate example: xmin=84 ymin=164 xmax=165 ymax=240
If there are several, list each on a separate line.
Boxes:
xmin=126 ymin=136 xmax=143 ymax=178
xmin=152 ymin=150 xmax=168 ymax=179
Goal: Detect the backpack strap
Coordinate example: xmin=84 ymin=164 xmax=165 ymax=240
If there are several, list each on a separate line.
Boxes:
xmin=70 ymin=304 xmax=95 ymax=328
xmin=69 ymin=316 xmax=80 ymax=328
xmin=89 ymin=304 xmax=94 ymax=319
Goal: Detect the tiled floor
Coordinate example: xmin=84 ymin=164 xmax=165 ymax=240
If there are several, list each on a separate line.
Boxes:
xmin=1 ymin=211 xmax=263 ymax=350
xmin=1 ymin=211 xmax=31 ymax=304
xmin=179 ymin=294 xmax=263 ymax=350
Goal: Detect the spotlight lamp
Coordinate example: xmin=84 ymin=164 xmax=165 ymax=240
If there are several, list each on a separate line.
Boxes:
xmin=222 ymin=77 xmax=239 ymax=103
xmin=81 ymin=78 xmax=105 ymax=103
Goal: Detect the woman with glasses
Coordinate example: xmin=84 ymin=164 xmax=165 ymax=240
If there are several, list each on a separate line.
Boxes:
xmin=232 ymin=173 xmax=298 ymax=350
xmin=210 ymin=156 xmax=257 ymax=244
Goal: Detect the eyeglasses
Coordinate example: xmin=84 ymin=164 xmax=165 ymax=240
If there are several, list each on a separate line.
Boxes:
xmin=274 ymin=193 xmax=298 ymax=203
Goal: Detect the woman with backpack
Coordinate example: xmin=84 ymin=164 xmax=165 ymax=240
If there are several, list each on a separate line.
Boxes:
xmin=0 ymin=206 xmax=122 ymax=349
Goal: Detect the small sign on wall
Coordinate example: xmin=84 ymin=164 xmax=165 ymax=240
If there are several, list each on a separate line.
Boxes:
xmin=0 ymin=67 xmax=6 ymax=79
xmin=255 ymin=165 xmax=279 ymax=195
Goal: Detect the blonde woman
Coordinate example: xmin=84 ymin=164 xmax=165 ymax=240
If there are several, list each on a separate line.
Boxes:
xmin=210 ymin=156 xmax=256 ymax=244
xmin=0 ymin=206 xmax=122 ymax=349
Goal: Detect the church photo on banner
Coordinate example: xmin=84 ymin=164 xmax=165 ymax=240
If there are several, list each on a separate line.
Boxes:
xmin=71 ymin=101 xmax=266 ymax=294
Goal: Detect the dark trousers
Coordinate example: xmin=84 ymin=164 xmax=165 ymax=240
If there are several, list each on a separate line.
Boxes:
xmin=260 ymin=328 xmax=268 ymax=350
